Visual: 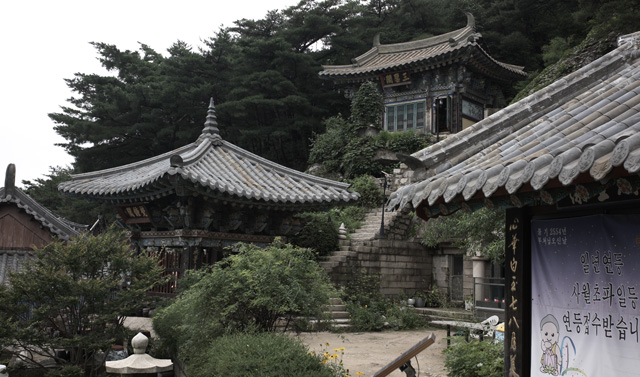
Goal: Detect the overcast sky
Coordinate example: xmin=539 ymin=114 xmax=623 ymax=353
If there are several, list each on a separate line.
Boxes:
xmin=1 ymin=0 xmax=297 ymax=186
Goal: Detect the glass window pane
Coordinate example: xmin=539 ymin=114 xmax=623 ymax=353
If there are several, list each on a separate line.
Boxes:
xmin=416 ymin=102 xmax=425 ymax=129
xmin=386 ymin=107 xmax=395 ymax=132
xmin=396 ymin=106 xmax=405 ymax=131
xmin=407 ymin=104 xmax=414 ymax=130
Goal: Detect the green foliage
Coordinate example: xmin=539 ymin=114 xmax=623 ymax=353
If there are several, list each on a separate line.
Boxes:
xmin=424 ymin=284 xmax=448 ymax=308
xmin=292 ymin=213 xmax=339 ymax=257
xmin=21 ymin=166 xmax=115 ymax=225
xmin=330 ymin=206 xmax=368 ymax=234
xmin=347 ymin=300 xmax=426 ymax=332
xmin=348 ymin=175 xmax=383 ymax=208
xmin=443 ymin=338 xmax=504 ymax=377
xmin=152 ymin=239 xmax=335 ymax=359
xmin=0 ymin=227 xmax=164 ymax=377
xmin=421 ymin=208 xmax=505 ymax=265
xmin=187 ymin=332 xmax=345 ymax=377
xmin=340 ymin=271 xmax=384 ymax=307
xmin=308 ymin=116 xmax=357 ymax=177
xmin=309 ymin=115 xmax=430 ymax=180
xmin=350 ymin=81 xmax=384 ymax=128
xmin=541 ymin=37 xmax=571 ymax=66
xmin=346 ymin=302 xmax=386 ymax=332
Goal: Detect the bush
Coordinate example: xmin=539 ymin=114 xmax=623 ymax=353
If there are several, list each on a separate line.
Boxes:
xmin=331 ymin=206 xmax=367 ymax=234
xmin=385 ymin=304 xmax=427 ymax=330
xmin=443 ymin=338 xmax=504 ymax=377
xmin=347 ymin=300 xmax=426 ymax=332
xmin=348 ymin=175 xmax=383 ymax=209
xmin=153 ymin=239 xmax=335 ymax=358
xmin=340 ymin=271 xmax=384 ymax=307
xmin=347 ymin=302 xmax=387 ymax=332
xmin=187 ymin=332 xmax=346 ymax=377
xmin=292 ymin=213 xmax=339 ymax=257
xmin=424 ymin=284 xmax=448 ymax=308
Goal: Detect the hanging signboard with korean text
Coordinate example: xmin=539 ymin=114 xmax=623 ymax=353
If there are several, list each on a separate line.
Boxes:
xmin=531 ymin=214 xmax=640 ymax=376
xmin=380 ymin=71 xmax=412 ymax=88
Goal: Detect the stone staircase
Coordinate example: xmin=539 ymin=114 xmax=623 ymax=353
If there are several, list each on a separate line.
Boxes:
xmin=322 ymin=297 xmax=351 ymax=331
xmin=349 ymin=208 xmax=401 ymax=241
xmin=318 ymin=208 xmax=401 ymax=274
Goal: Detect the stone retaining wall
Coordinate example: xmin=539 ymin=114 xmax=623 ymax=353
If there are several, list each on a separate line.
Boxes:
xmin=327 ymin=237 xmax=433 ymax=297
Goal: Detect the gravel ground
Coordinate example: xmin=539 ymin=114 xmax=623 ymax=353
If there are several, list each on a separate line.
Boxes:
xmin=295 ymin=329 xmax=449 ymax=377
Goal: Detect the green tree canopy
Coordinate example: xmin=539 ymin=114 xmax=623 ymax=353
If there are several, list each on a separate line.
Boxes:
xmin=22 ymin=166 xmax=114 ymax=225
xmin=421 ymin=207 xmax=505 ymax=264
xmin=0 ymin=228 xmax=164 ymax=377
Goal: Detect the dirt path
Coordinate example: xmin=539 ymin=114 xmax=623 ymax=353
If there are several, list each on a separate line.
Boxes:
xmin=295 ymin=329 xmax=449 ymax=377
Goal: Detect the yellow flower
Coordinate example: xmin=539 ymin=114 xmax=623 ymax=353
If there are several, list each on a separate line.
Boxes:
xmin=356 ymin=372 xmax=364 ymax=376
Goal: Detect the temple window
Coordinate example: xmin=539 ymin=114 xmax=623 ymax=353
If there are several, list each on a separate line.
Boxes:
xmin=385 ymin=101 xmax=426 ymax=132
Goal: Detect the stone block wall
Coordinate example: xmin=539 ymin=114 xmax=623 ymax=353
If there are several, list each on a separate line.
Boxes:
xmin=327 ymin=237 xmax=433 ymax=297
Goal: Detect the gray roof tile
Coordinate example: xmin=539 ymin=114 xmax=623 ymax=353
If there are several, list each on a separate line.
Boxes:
xmin=388 ymin=33 xmax=640 ymax=215
xmin=319 ymin=13 xmax=525 ymax=81
xmin=59 ymin=101 xmax=359 ymax=208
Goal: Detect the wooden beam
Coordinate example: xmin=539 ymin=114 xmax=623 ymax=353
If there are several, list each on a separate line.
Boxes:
xmin=372 ymin=333 xmax=436 ymax=377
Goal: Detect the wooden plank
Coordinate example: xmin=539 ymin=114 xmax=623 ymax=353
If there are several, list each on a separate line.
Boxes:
xmin=372 ymin=333 xmax=436 ymax=377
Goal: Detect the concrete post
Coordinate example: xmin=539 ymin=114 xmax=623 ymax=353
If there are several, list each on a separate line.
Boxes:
xmin=472 ymin=256 xmax=489 ymax=302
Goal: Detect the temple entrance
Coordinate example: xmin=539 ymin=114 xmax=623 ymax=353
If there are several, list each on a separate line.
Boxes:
xmin=434 ymin=96 xmax=451 ymax=134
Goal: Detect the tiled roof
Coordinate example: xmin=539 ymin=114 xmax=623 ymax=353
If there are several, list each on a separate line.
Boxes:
xmin=1 ymin=165 xmax=85 ymax=241
xmin=59 ymin=100 xmax=360 ymax=208
xmin=387 ymin=32 xmax=640 ymax=217
xmin=319 ymin=13 xmax=526 ymax=81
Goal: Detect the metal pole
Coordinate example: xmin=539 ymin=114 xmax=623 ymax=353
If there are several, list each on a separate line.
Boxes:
xmin=379 ymin=176 xmax=387 ymax=238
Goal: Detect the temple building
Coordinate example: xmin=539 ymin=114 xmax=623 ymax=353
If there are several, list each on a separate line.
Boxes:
xmin=319 ymin=13 xmax=526 ymax=136
xmin=387 ymin=32 xmax=640 ymax=377
xmin=0 ymin=164 xmax=85 ymax=285
xmin=59 ymin=99 xmax=359 ymax=295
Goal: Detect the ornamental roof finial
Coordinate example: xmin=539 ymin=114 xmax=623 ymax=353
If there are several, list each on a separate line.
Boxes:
xmin=4 ymin=164 xmax=16 ymax=198
xmin=202 ymin=98 xmax=220 ymax=136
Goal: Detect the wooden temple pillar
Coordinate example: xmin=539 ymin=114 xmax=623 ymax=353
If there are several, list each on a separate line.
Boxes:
xmin=504 ymin=207 xmax=532 ymax=377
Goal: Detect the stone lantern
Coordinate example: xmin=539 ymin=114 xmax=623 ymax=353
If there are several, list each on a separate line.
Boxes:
xmin=105 ymin=332 xmax=173 ymax=376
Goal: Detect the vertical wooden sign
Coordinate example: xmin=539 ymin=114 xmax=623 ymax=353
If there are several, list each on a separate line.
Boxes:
xmin=504 ymin=207 xmax=531 ymax=377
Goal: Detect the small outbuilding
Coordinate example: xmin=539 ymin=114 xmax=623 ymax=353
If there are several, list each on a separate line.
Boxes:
xmin=0 ymin=164 xmax=85 ymax=285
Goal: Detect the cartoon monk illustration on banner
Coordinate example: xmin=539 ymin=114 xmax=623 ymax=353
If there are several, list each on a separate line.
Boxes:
xmin=540 ymin=314 xmax=560 ymax=375
xmin=539 ymin=313 xmax=587 ymax=376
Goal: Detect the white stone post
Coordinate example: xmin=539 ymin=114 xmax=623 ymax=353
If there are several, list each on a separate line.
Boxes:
xmin=472 ymin=256 xmax=489 ymax=303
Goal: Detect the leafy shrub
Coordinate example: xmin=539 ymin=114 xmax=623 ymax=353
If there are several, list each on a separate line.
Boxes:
xmin=153 ymin=239 xmax=335 ymax=358
xmin=350 ymin=81 xmax=384 ymax=128
xmin=292 ymin=213 xmax=339 ymax=256
xmin=424 ymin=284 xmax=448 ymax=308
xmin=308 ymin=115 xmax=431 ymax=180
xmin=347 ymin=299 xmax=426 ymax=332
xmin=331 ymin=206 xmax=367 ymax=234
xmin=187 ymin=332 xmax=346 ymax=377
xmin=347 ymin=302 xmax=386 ymax=332
xmin=340 ymin=271 xmax=384 ymax=306
xmin=348 ymin=175 xmax=383 ymax=208
xmin=385 ymin=304 xmax=427 ymax=330
xmin=443 ymin=338 xmax=504 ymax=377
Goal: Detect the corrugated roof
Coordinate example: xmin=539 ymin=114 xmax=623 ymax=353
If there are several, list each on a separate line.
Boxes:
xmin=387 ymin=32 xmax=640 ymax=217
xmin=319 ymin=13 xmax=525 ymax=81
xmin=59 ymin=100 xmax=360 ymax=208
